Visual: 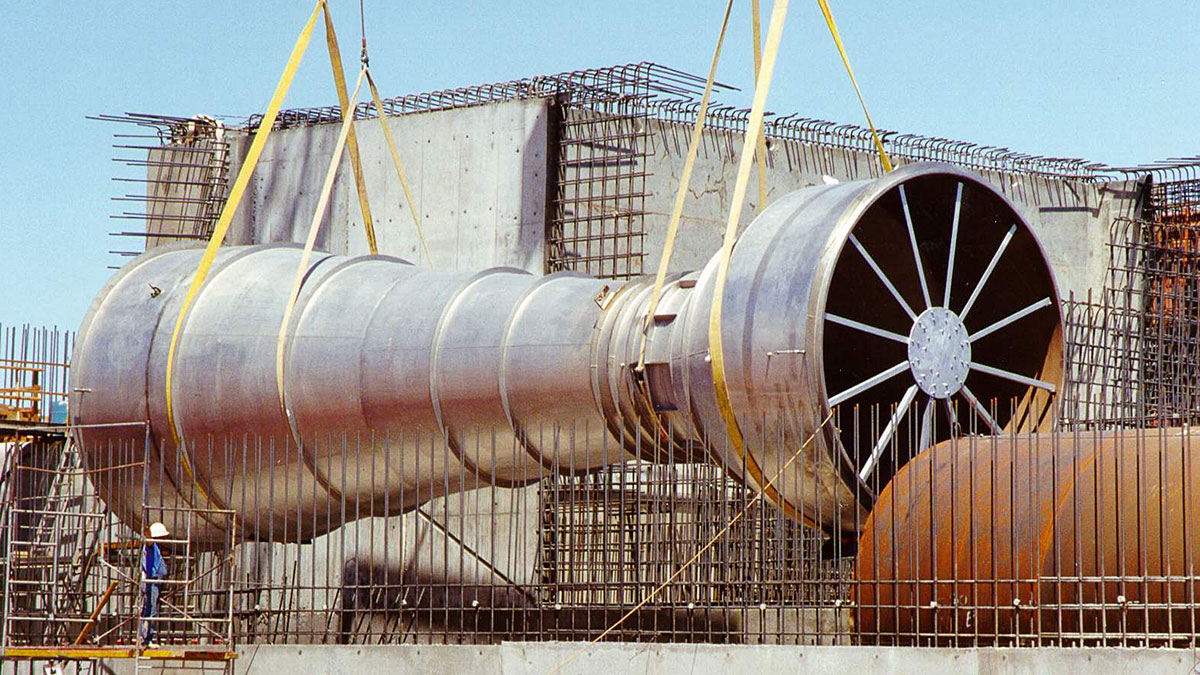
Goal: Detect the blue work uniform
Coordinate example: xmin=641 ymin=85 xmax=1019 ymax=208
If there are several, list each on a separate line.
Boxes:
xmin=140 ymin=542 xmax=168 ymax=643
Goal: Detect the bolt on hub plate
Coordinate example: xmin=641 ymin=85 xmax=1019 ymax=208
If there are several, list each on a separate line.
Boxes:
xmin=907 ymin=307 xmax=971 ymax=399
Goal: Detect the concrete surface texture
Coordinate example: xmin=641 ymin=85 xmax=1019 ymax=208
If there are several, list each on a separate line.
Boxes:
xmin=229 ymin=643 xmax=1200 ymax=674
xmin=224 ymin=97 xmax=552 ymax=271
xmin=26 ymin=643 xmax=1190 ymax=674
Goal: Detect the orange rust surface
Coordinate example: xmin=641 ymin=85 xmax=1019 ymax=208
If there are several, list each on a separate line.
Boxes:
xmin=856 ymin=429 xmax=1200 ymax=645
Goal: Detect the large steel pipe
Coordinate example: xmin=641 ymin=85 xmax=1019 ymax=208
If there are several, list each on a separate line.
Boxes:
xmin=70 ymin=163 xmax=1063 ymax=542
xmin=856 ymin=430 xmax=1200 ymax=645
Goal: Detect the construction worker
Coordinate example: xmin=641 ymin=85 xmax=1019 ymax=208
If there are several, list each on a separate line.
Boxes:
xmin=139 ymin=522 xmax=169 ymax=647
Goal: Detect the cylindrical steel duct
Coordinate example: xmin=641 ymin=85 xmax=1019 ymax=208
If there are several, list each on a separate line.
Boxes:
xmin=70 ymin=163 xmax=1063 ymax=542
xmin=856 ymin=430 xmax=1200 ymax=645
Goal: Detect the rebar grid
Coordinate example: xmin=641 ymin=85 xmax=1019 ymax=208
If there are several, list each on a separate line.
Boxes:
xmin=248 ymin=62 xmax=1113 ymax=182
xmin=545 ymin=101 xmax=649 ymax=279
xmin=1062 ymin=209 xmax=1200 ymax=428
xmin=14 ymin=413 xmax=1200 ymax=643
xmin=0 ymin=324 xmax=72 ymax=429
xmin=5 ymin=400 xmax=1200 ymax=648
xmin=92 ymin=113 xmax=231 ymax=265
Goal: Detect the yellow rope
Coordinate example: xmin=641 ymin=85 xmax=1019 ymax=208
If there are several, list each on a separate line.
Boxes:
xmin=707 ymin=0 xmax=807 ymax=523
xmin=816 ymin=0 xmax=893 ymax=172
xmin=366 ymin=69 xmax=434 ymax=266
xmin=635 ymin=0 xmax=734 ymax=370
xmin=275 ymin=67 xmax=368 ymax=412
xmin=163 ymin=0 xmax=325 ymax=503
xmin=321 ymin=2 xmax=378 ymax=254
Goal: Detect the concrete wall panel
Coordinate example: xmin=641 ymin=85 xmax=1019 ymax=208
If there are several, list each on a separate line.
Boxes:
xmin=226 ymin=98 xmax=551 ymax=272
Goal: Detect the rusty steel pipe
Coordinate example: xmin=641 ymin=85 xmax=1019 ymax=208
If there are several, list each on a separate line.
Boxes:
xmin=856 ymin=429 xmax=1200 ymax=645
xmin=70 ymin=163 xmax=1064 ymax=543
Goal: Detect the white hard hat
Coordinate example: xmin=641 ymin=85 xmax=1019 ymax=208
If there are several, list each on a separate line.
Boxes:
xmin=149 ymin=522 xmax=169 ymax=539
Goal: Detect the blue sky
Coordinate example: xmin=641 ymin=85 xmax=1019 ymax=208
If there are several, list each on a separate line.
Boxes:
xmin=1 ymin=1 xmax=1197 ymax=331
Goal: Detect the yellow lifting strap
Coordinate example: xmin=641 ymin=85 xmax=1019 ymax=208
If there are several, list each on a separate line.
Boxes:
xmin=276 ymin=68 xmax=433 ymax=413
xmin=816 ymin=0 xmax=893 ymax=172
xmin=321 ymin=2 xmax=380 ymax=255
xmin=635 ymin=0 xmax=734 ymax=371
xmin=708 ymin=0 xmax=814 ymax=525
xmin=751 ymin=0 xmax=770 ymax=210
xmin=162 ymin=0 xmax=327 ymax=503
xmin=276 ymin=68 xmax=368 ymax=411
xmin=366 ymin=69 xmax=434 ymax=266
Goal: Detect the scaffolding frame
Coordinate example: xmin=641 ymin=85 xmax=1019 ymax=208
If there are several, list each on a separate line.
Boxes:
xmin=0 ymin=428 xmax=238 ymax=673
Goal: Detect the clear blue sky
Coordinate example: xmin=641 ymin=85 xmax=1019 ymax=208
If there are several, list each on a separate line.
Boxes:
xmin=1 ymin=1 xmax=1197 ymax=331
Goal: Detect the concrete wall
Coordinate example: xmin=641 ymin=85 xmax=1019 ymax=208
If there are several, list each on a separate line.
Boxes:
xmin=233 ymin=484 xmax=541 ymax=640
xmin=226 ymin=643 xmax=1195 ymax=675
xmin=224 ymin=98 xmax=552 ymax=271
xmin=14 ymin=643 xmax=1188 ymax=675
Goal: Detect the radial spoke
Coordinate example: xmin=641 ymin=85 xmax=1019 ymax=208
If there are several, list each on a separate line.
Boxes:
xmin=959 ymin=224 xmax=1017 ymax=321
xmin=943 ymin=182 xmax=963 ymax=308
xmin=829 ymin=361 xmax=910 ymax=408
xmin=917 ymin=396 xmax=935 ymax=451
xmin=899 ymin=185 xmax=932 ymax=310
xmin=969 ymin=297 xmax=1053 ymax=342
xmin=959 ymin=384 xmax=1002 ymax=434
xmin=858 ymin=384 xmax=919 ymax=482
xmin=943 ymin=397 xmax=958 ymax=433
xmin=970 ymin=361 xmax=1057 ymax=393
xmin=826 ymin=313 xmax=909 ymax=344
xmin=848 ymin=233 xmax=918 ymax=322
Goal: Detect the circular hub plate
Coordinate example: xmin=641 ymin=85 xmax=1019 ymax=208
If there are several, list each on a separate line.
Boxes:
xmin=907 ymin=307 xmax=971 ymax=398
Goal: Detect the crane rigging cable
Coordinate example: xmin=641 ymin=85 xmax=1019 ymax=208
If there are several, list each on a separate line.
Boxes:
xmin=164 ymin=0 xmax=428 ymax=504
xmin=707 ymin=0 xmax=800 ymax=521
xmin=635 ymin=0 xmax=734 ymax=372
xmin=751 ymin=0 xmax=770 ymax=209
xmin=321 ymin=1 xmax=378 ymax=254
xmin=816 ymin=0 xmax=892 ymax=172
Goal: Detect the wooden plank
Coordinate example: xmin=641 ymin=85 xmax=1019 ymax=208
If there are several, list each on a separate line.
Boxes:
xmin=1 ymin=646 xmax=237 ymax=661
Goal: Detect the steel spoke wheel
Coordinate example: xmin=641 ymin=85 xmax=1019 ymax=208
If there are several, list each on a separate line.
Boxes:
xmin=820 ymin=170 xmax=1062 ymax=498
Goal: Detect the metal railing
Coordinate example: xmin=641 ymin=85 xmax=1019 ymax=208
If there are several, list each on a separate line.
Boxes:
xmin=0 ymin=402 xmax=1186 ymax=647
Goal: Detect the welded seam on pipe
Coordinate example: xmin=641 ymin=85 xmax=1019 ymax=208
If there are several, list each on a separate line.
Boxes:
xmin=590 ymin=283 xmax=651 ymax=458
xmin=497 ymin=274 xmax=574 ymax=475
xmin=279 ymin=253 xmax=364 ymax=506
xmin=427 ymin=271 xmax=513 ymax=487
